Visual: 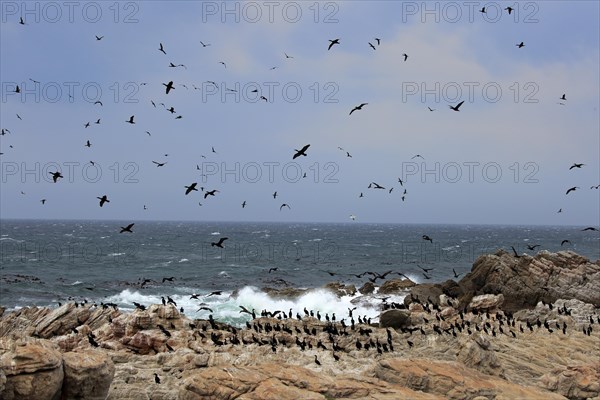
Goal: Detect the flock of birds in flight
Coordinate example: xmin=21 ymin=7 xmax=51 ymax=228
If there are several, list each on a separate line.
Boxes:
xmin=3 ymin=8 xmax=598 ymax=286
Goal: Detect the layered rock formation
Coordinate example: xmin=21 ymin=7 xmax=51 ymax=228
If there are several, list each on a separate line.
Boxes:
xmin=1 ymin=250 xmax=598 ymax=400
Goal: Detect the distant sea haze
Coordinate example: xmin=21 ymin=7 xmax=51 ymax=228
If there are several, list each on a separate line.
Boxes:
xmin=1 ymin=219 xmax=598 ymax=325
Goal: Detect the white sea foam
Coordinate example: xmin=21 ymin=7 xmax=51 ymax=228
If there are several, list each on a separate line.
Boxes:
xmin=103 ymin=286 xmax=393 ymax=327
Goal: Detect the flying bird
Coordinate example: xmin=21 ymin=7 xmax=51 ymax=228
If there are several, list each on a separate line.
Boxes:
xmin=328 ymin=38 xmax=340 ymax=50
xmin=505 ymin=6 xmax=513 ymax=14
xmin=293 ymin=144 xmax=310 ymax=159
xmin=428 ymin=106 xmax=436 ymax=111
xmin=526 ymin=244 xmax=541 ymax=251
xmin=95 ymin=35 xmax=103 ymax=40
xmin=204 ymin=189 xmax=219 ymax=198
xmin=185 ymin=183 xmax=198 ymax=195
xmin=422 ymin=235 xmax=433 ymax=243
xmin=40 ymin=199 xmax=46 ymax=204
xmin=516 ymin=42 xmax=525 ymax=48
xmin=581 ymin=227 xmax=598 ymax=231
xmin=402 ymin=53 xmax=408 ymax=61
xmin=449 ymin=101 xmax=464 ymax=111
xmin=374 ymin=38 xmax=381 ymax=45
xmin=560 ymin=94 xmax=566 ymax=101
xmin=152 ymin=161 xmax=167 ymax=167
xmin=126 ymin=115 xmax=135 ymax=124
xmin=569 ymin=163 xmax=584 ymax=170
xmin=368 ymin=42 xmax=376 ymax=50
xmin=200 ymin=41 xmax=211 ymax=47
xmin=97 ymin=195 xmax=110 ymax=207
xmin=349 ymin=103 xmax=368 ymax=115
xmin=242 ymin=201 xmax=246 ymax=208
xmin=479 ymin=6 xmax=486 ymax=13
xmin=560 ymin=240 xmax=571 ymax=246
xmin=565 ymin=186 xmax=579 ymax=195
xmin=49 ymin=171 xmax=63 ymax=183
xmin=85 ymin=140 xmax=91 ymax=148
xmin=120 ymin=223 xmax=134 ymax=233
xmin=163 ymin=81 xmax=174 ymax=94
xmin=211 ymin=237 xmax=228 ymax=248
xmin=158 ymin=43 xmax=166 ymax=54
xmin=280 ymin=203 xmax=291 ymax=211
xmin=169 ymin=62 xmax=187 ymax=69
xmin=219 ymin=61 xmax=226 ymax=68
xmin=411 ymin=154 xmax=425 ymax=160
xmin=284 ymin=52 xmax=293 ymax=59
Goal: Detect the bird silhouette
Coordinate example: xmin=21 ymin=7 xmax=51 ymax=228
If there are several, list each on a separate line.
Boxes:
xmin=526 ymin=244 xmax=541 ymax=251
xmin=40 ymin=199 xmax=46 ymax=204
xmin=561 ymin=240 xmax=571 ymax=246
xmin=152 ymin=161 xmax=167 ymax=167
xmin=516 ymin=42 xmax=525 ymax=48
xmin=97 ymin=195 xmax=110 ymax=207
xmin=49 ymin=171 xmax=63 ymax=183
xmin=422 ymin=235 xmax=433 ymax=243
xmin=581 ymin=227 xmax=598 ymax=231
xmin=204 ymin=189 xmax=219 ymax=198
xmin=126 ymin=115 xmax=135 ymax=124
xmin=402 ymin=53 xmax=408 ymax=61
xmin=95 ymin=35 xmax=103 ymax=41
xmin=375 ymin=38 xmax=381 ymax=45
xmin=565 ymin=186 xmax=579 ymax=195
xmin=368 ymin=42 xmax=376 ymax=50
xmin=158 ymin=43 xmax=166 ymax=55
xmin=560 ymin=94 xmax=566 ymax=101
xmin=211 ymin=237 xmax=228 ymax=248
xmin=505 ymin=6 xmax=513 ymax=14
xmin=349 ymin=103 xmax=368 ymax=115
xmin=293 ymin=144 xmax=310 ymax=159
xmin=120 ymin=223 xmax=134 ymax=233
xmin=328 ymin=38 xmax=340 ymax=50
xmin=163 ymin=81 xmax=174 ymax=94
xmin=85 ymin=140 xmax=91 ymax=148
xmin=184 ymin=183 xmax=198 ymax=195
xmin=242 ymin=201 xmax=246 ymax=208
xmin=449 ymin=101 xmax=464 ymax=111
xmin=200 ymin=41 xmax=211 ymax=47
xmin=569 ymin=163 xmax=584 ymax=170
xmin=280 ymin=203 xmax=291 ymax=211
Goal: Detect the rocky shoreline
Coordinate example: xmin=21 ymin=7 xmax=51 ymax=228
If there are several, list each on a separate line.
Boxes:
xmin=1 ymin=250 xmax=599 ymax=399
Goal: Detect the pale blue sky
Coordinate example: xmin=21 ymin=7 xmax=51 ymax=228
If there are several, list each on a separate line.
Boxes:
xmin=1 ymin=1 xmax=598 ymax=225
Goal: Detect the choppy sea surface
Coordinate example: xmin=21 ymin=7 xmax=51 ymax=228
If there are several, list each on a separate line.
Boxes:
xmin=1 ymin=219 xmax=598 ymax=326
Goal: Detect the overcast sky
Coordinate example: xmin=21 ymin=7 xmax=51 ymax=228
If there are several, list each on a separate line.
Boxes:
xmin=1 ymin=1 xmax=598 ymax=226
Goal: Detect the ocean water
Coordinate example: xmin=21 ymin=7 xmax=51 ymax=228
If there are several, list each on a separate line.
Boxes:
xmin=1 ymin=219 xmax=598 ymax=326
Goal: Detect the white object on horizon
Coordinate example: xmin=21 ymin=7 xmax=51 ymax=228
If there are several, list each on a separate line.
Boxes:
xmin=350 ymin=215 xmax=356 ymax=221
